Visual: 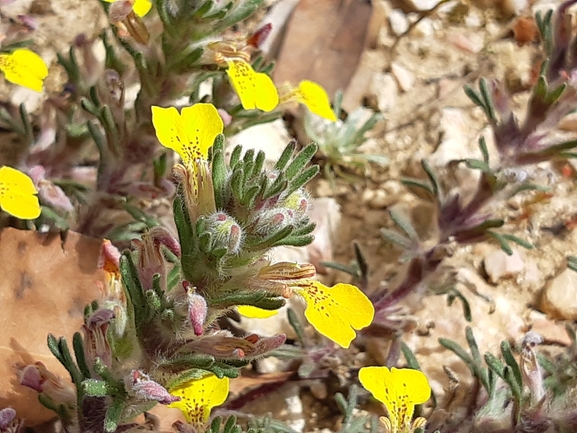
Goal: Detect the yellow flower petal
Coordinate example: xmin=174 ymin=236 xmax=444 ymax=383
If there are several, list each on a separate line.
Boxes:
xmin=0 ymin=166 xmax=41 ymax=219
xmin=226 ymin=60 xmax=279 ymax=112
xmin=359 ymin=366 xmax=431 ymax=431
xmin=103 ymin=0 xmax=151 ymax=17
xmin=151 ymin=104 xmax=224 ymax=164
xmin=0 ymin=49 xmax=48 ymax=92
xmin=293 ymin=281 xmax=374 ymax=348
xmin=237 ymin=305 xmax=280 ymax=319
xmin=169 ymin=374 xmax=229 ymax=426
xmin=132 ymin=0 xmax=152 ymax=17
xmin=297 ymin=80 xmax=337 ymax=121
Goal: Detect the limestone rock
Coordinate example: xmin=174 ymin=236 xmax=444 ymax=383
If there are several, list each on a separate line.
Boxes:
xmin=227 ymin=119 xmax=293 ymax=165
xmin=369 ymin=73 xmax=398 ymax=113
xmin=389 ymin=9 xmax=409 ymax=35
xmin=483 ymin=248 xmax=524 ymax=283
xmin=540 ymin=268 xmax=577 ymax=320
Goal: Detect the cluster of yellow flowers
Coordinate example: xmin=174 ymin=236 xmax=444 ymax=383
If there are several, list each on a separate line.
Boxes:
xmin=150 ymin=103 xmax=435 ymax=431
xmin=163 ymin=364 xmax=432 ymax=431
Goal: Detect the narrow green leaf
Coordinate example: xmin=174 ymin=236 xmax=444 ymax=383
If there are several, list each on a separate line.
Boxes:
xmin=230 ymin=145 xmax=243 ymax=168
xmin=501 ymin=234 xmax=533 ymax=250
xmin=439 ymin=338 xmax=474 ymax=366
xmin=401 ymin=342 xmax=421 ymax=370
xmin=285 ymin=143 xmax=318 ymax=180
xmin=503 ymin=365 xmax=522 ymax=401
xmin=464 ymin=84 xmax=485 ymax=110
xmin=390 ymin=209 xmax=418 ymax=240
xmin=446 ymin=288 xmax=472 ymax=322
xmin=104 ymin=398 xmax=124 ymax=433
xmin=479 ymin=136 xmax=490 ymax=164
xmin=47 ymin=334 xmax=65 ymax=366
xmin=479 ymin=78 xmax=496 ymax=121
xmin=487 ymin=230 xmax=513 ymax=255
xmin=500 ymin=340 xmax=522 ymax=388
xmin=286 ymin=165 xmax=319 ymax=195
xmin=401 ymin=178 xmax=434 ymax=195
xmin=484 ymin=352 xmax=505 ymax=378
xmin=274 ymin=141 xmax=297 ymax=172
xmin=381 ymin=228 xmax=413 ymax=250
xmin=466 ymin=327 xmax=482 ymax=363
xmin=287 ymin=308 xmax=306 ymax=346
xmin=421 ymin=159 xmax=440 ymax=197
xmin=73 ymin=332 xmax=91 ymax=380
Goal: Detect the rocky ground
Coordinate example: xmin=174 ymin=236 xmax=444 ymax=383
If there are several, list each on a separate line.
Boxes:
xmin=2 ymin=0 xmax=577 ymax=431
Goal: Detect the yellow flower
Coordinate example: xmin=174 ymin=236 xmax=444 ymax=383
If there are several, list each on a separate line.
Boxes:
xmin=280 ymin=80 xmax=337 ymax=121
xmin=168 ymin=374 xmax=229 ymax=427
xmin=237 ymin=305 xmax=279 ymax=319
xmin=292 ymin=281 xmax=374 ymax=348
xmin=0 ymin=49 xmax=48 ymax=92
xmin=239 ymin=267 xmax=374 ymax=349
xmin=359 ymin=366 xmax=431 ymax=433
xmin=151 ymin=104 xmax=224 ymax=164
xmin=104 ymin=0 xmax=152 ymax=17
xmin=0 ymin=166 xmax=41 ymax=219
xmin=226 ymin=59 xmax=279 ymax=112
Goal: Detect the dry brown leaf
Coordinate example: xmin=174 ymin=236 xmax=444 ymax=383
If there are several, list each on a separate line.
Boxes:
xmin=0 ymin=228 xmax=105 ymax=425
xmin=273 ymin=0 xmax=373 ymax=97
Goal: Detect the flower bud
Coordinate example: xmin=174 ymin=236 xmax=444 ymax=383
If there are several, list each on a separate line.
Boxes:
xmin=198 ymin=211 xmax=243 ymax=255
xmin=100 ymin=239 xmax=121 ymax=275
xmin=252 ymin=208 xmax=296 ymax=235
xmin=83 ymin=309 xmax=114 ymax=372
xmin=109 ymin=2 xmax=149 ymax=44
xmin=245 ymin=334 xmax=286 ymax=358
xmin=29 ymin=165 xmax=74 ymax=212
xmin=19 ymin=363 xmax=76 ymax=407
xmin=133 ymin=227 xmax=179 ymax=291
xmin=282 ymin=189 xmax=310 ymax=214
xmin=187 ymin=292 xmax=208 ymax=336
xmin=520 ymin=331 xmax=545 ymax=406
xmin=126 ymin=370 xmax=180 ymax=404
xmin=0 ymin=407 xmax=22 ymax=432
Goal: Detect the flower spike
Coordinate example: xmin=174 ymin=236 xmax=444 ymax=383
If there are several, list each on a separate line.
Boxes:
xmin=0 ymin=49 xmax=48 ymax=92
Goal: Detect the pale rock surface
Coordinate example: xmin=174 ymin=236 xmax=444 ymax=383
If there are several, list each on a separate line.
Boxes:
xmin=483 ymin=248 xmax=525 ymax=283
xmin=540 ymin=268 xmax=577 ymax=320
xmin=369 ymin=73 xmax=399 ymax=113
xmin=389 ymin=9 xmax=409 ymax=35
xmin=362 ymin=189 xmax=392 ymax=209
xmin=427 ymin=107 xmax=482 ymax=199
xmin=402 ymin=0 xmax=442 ymax=11
xmin=391 ymin=62 xmax=415 ymax=92
xmin=227 ymin=119 xmax=293 ymax=165
xmin=406 ymin=266 xmax=526 ymax=401
xmin=527 ymin=311 xmax=572 ymax=347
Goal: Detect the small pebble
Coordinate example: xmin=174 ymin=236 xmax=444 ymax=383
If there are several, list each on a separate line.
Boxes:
xmin=540 ymin=268 xmax=577 ymax=321
xmin=389 ymin=9 xmax=409 ymax=35
xmin=483 ymin=248 xmax=525 ymax=283
xmin=391 ymin=62 xmax=415 ymax=92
